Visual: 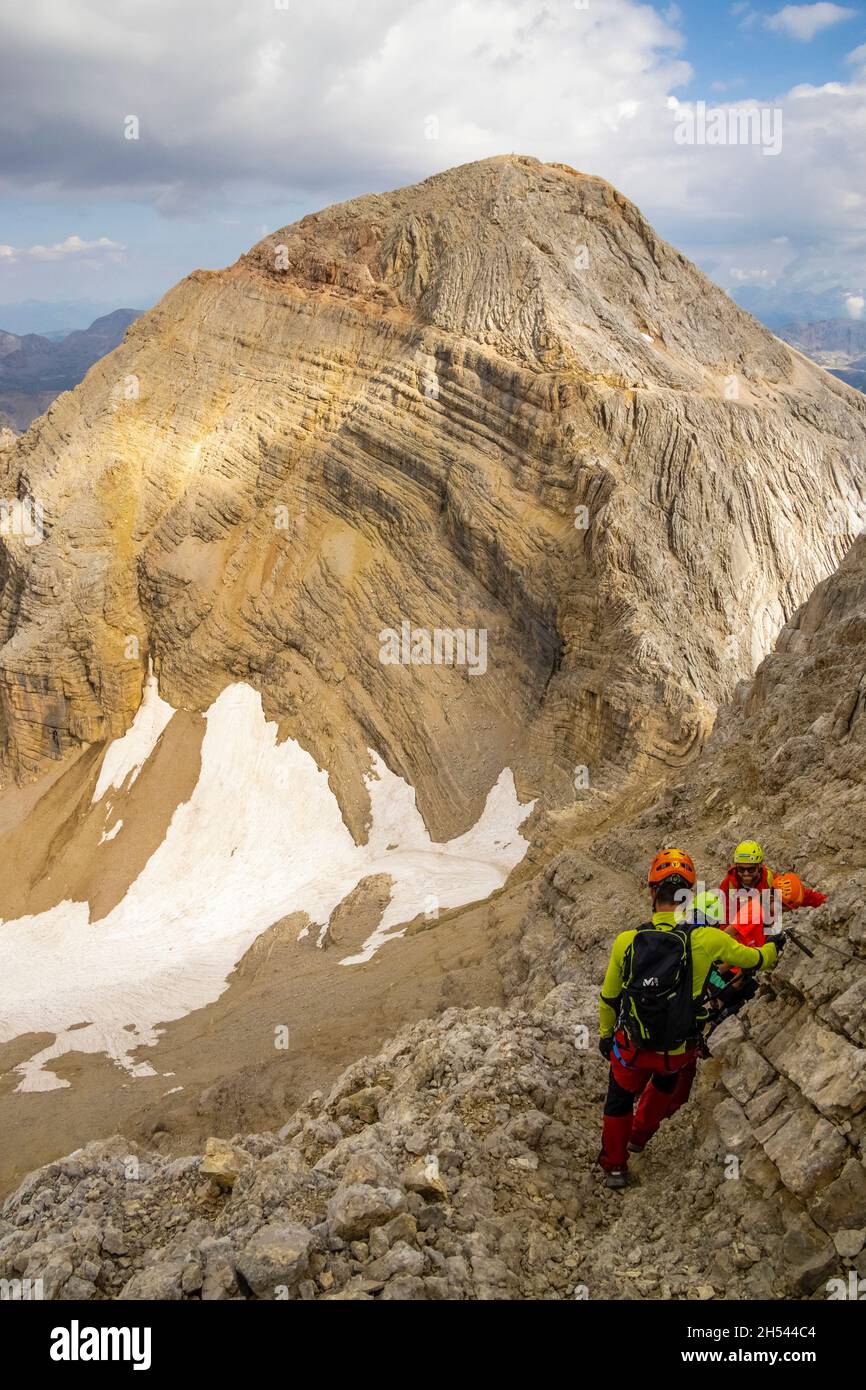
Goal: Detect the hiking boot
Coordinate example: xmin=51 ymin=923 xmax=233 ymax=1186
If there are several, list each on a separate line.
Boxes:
xmin=627 ymin=1140 xmax=645 ymax=1154
xmin=605 ymin=1169 xmax=627 ymax=1190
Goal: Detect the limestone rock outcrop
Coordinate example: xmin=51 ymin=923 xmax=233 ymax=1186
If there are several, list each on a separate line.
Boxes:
xmin=1 ymin=156 xmax=865 ymax=838
xmin=1 ymin=159 xmax=865 ymax=1301
xmin=2 ymin=529 xmax=865 ymax=1300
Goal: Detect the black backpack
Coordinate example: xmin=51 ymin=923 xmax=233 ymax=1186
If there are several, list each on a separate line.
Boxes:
xmin=618 ymin=922 xmax=697 ymax=1051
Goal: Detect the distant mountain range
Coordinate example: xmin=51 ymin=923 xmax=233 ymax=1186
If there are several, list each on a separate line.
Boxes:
xmin=778 ymin=318 xmax=866 ymax=394
xmin=732 ymin=285 xmax=866 ymax=333
xmin=0 ymin=299 xmax=149 ymax=337
xmin=0 ymin=308 xmax=144 ymax=430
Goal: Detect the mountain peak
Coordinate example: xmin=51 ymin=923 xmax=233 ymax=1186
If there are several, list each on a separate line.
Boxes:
xmin=0 ymin=158 xmax=863 ymax=821
xmin=238 ymin=154 xmax=784 ymax=391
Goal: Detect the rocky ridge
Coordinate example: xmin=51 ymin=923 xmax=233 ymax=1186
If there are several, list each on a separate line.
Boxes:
xmin=1 ymin=157 xmax=865 ymax=838
xmin=2 ymin=159 xmax=866 ymax=1301
xmin=4 ymin=530 xmax=865 ymax=1302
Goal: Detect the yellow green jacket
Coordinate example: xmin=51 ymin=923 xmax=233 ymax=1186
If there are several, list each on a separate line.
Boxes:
xmin=599 ymin=909 xmax=778 ymax=1052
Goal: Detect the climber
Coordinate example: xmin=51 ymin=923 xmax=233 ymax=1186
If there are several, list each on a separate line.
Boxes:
xmin=598 ymin=848 xmax=782 ymax=1190
xmin=702 ymin=866 xmax=818 ymax=1029
xmin=660 ymin=888 xmax=730 ymax=1122
xmin=704 ymin=891 xmax=765 ymax=1023
xmin=720 ymin=840 xmax=826 ymax=919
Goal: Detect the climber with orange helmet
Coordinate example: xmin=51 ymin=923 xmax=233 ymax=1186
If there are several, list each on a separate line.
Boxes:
xmin=774 ymin=871 xmax=817 ymax=911
xmin=598 ymin=847 xmax=782 ymax=1189
xmin=720 ymin=840 xmax=827 ymax=915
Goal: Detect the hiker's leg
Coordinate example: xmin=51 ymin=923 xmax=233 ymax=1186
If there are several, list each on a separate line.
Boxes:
xmin=599 ymin=1055 xmax=644 ymax=1172
xmin=631 ymin=1051 xmax=694 ymax=1147
xmin=664 ymin=1056 xmax=697 ymax=1119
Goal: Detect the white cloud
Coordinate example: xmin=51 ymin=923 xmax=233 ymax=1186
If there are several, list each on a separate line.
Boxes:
xmin=0 ymin=234 xmax=124 ymax=265
xmin=765 ymin=4 xmax=856 ymax=43
xmin=0 ymin=0 xmax=691 ymax=214
xmin=0 ymin=1 xmax=864 ymax=304
xmin=846 ymin=294 xmax=865 ymax=319
xmin=27 ymin=235 xmax=124 ymax=263
xmin=733 ymin=5 xmax=762 ymax=33
xmin=731 ymin=266 xmax=775 ymax=283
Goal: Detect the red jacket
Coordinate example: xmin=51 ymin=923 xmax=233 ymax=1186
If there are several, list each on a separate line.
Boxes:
xmin=719 ymin=866 xmax=826 ymax=910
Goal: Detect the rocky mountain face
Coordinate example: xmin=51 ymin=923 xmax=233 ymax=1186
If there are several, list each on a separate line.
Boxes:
xmin=1 ymin=158 xmax=865 ymax=1299
xmin=3 ymin=535 xmax=863 ymax=1302
xmin=829 ymin=367 xmax=866 ymax=397
xmin=0 ymin=309 xmax=142 ymax=431
xmin=0 ymin=412 xmax=17 ymax=451
xmin=1 ymin=158 xmax=864 ymax=821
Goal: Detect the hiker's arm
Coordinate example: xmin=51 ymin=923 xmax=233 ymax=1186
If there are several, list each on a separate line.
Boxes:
xmin=599 ymin=938 xmax=625 ymax=1038
xmin=802 ymin=887 xmax=827 ymax=908
xmin=707 ymin=928 xmax=777 ymax=972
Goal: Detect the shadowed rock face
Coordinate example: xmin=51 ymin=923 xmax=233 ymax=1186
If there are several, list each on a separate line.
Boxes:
xmin=501 ymin=531 xmax=866 ymax=1301
xmin=1 ymin=156 xmax=865 ymax=835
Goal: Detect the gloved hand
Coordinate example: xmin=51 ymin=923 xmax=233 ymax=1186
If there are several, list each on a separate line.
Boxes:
xmin=772 ymin=932 xmax=787 ymax=955
xmin=599 ymin=1036 xmax=613 ymax=1060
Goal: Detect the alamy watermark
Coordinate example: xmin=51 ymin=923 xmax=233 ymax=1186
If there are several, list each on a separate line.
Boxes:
xmin=1 ymin=1276 xmax=44 ymax=1300
xmin=826 ymin=1271 xmax=866 ymax=1300
xmin=672 ymin=100 xmax=783 ymax=158
xmin=379 ymin=620 xmax=487 ymax=676
xmin=0 ymin=496 xmax=43 ymax=546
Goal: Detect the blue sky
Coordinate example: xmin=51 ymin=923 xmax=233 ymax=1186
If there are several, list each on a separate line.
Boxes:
xmin=677 ymin=0 xmax=863 ymax=96
xmin=1 ymin=0 xmax=864 ymax=330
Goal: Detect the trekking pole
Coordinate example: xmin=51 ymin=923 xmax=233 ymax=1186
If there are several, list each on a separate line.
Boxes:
xmin=767 ymin=926 xmax=814 ymax=959
xmin=785 ymin=928 xmax=814 ymax=958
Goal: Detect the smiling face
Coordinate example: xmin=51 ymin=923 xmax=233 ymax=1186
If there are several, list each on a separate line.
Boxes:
xmin=736 ymin=863 xmax=762 ymax=888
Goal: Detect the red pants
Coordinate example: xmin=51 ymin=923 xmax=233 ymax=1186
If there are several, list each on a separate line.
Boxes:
xmin=599 ymin=1036 xmax=697 ymax=1172
xmin=666 ymin=1056 xmax=697 ymax=1118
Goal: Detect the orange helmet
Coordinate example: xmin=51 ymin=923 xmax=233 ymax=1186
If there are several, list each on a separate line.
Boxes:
xmin=648 ymin=847 xmax=696 ymax=889
xmin=775 ymin=872 xmax=805 ymax=910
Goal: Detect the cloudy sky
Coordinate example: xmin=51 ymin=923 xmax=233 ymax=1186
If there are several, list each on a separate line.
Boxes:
xmin=1 ymin=0 xmax=865 ymax=328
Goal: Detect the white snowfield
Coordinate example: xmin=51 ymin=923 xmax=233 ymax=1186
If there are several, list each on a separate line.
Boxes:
xmin=0 ymin=681 xmax=534 ymax=1092
xmin=91 ymin=669 xmax=174 ymax=802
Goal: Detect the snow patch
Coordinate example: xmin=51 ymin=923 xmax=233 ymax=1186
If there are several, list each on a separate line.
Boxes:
xmin=100 ymin=819 xmax=123 ymax=844
xmin=1 ymin=682 xmax=534 ymax=1091
xmin=92 ymin=666 xmax=174 ymax=802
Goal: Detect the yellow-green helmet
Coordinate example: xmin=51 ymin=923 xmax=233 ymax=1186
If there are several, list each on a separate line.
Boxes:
xmin=733 ymin=840 xmax=764 ymax=866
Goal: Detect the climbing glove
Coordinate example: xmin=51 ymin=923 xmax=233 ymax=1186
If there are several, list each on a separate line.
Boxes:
xmin=599 ymin=1036 xmax=613 ymax=1060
